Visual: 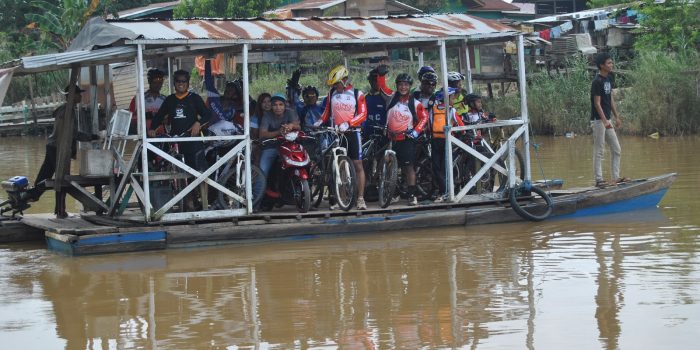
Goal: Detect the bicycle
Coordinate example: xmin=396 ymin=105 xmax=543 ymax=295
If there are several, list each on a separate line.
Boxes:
xmin=203 ymin=137 xmax=266 ymax=210
xmin=307 ymin=127 xmax=357 ymax=211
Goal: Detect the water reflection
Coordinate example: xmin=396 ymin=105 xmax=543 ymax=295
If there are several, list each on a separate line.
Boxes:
xmin=1 ymin=136 xmax=699 ymax=349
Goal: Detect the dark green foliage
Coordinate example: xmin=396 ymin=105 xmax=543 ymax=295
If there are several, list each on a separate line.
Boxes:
xmin=173 ymin=0 xmax=282 ymax=18
xmin=634 ymin=0 xmax=700 ymax=54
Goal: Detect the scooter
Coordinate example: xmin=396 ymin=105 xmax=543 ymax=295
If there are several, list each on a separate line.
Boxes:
xmin=261 ymin=130 xmax=313 ymax=213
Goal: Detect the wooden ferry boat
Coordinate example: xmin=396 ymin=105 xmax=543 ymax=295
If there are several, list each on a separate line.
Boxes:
xmin=0 ymin=15 xmax=676 ymax=255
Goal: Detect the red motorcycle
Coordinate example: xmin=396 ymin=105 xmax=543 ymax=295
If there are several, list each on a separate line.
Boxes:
xmin=261 ymin=130 xmax=313 ymax=213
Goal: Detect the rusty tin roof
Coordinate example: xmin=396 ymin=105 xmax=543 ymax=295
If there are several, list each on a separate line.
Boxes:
xmin=109 ymin=14 xmax=518 ymax=46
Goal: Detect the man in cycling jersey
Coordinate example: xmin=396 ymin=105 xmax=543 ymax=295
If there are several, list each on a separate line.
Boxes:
xmin=376 ymin=70 xmax=430 ymax=206
xmin=316 ymin=65 xmax=368 ymax=210
xmin=286 ymin=70 xmax=327 ymax=131
xmin=362 ymin=66 xmax=392 ymax=141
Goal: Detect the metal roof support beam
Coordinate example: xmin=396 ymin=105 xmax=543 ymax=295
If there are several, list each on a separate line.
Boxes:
xmin=418 ymin=49 xmax=424 ymax=68
xmin=438 ymin=40 xmax=449 ymax=103
xmin=516 ymin=34 xmax=531 ymax=182
xmin=243 ymin=43 xmax=253 ymax=213
xmin=136 ymin=43 xmax=152 ymax=221
xmin=460 ymin=39 xmax=474 ymax=93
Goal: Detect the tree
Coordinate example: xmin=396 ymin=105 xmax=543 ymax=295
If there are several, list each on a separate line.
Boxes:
xmin=174 ymin=0 xmax=282 ymax=18
xmin=400 ymin=0 xmax=449 ymax=13
xmin=634 ymin=0 xmax=700 ymax=54
xmin=587 ymin=0 xmax=634 ymax=8
xmin=25 ymin=0 xmax=100 ymax=50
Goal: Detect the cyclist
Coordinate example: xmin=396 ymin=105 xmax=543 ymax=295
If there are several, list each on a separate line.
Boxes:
xmin=128 ymin=68 xmax=166 ymax=135
xmin=431 ymin=87 xmax=462 ymax=203
xmin=464 ymin=93 xmax=496 ymax=124
xmin=384 ymin=73 xmax=430 ymax=206
xmin=447 ymin=71 xmax=470 ymax=117
xmin=414 ymin=71 xmax=438 ymax=110
xmin=149 ymin=69 xmax=211 ymax=211
xmin=315 ymin=65 xmax=368 ymax=210
xmin=362 ymin=66 xmax=392 ymax=141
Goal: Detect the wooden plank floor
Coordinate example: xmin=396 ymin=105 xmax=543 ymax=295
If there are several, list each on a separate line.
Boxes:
xmin=21 ymin=213 xmax=117 ymax=235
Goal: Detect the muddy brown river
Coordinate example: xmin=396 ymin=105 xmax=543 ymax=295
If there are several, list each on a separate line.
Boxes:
xmin=0 ymin=135 xmax=698 ymax=349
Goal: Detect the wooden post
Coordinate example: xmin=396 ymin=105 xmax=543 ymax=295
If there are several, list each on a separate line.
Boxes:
xmin=103 ymin=64 xmax=112 ymax=128
xmin=54 ymin=65 xmax=81 ymax=218
xmin=28 ymin=75 xmax=38 ymax=126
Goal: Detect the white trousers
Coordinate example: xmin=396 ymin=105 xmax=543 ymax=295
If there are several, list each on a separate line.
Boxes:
xmin=591 ymin=120 xmax=621 ymax=182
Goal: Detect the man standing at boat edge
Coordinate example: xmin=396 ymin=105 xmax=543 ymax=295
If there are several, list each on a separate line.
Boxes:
xmin=590 ymin=52 xmax=629 ymax=188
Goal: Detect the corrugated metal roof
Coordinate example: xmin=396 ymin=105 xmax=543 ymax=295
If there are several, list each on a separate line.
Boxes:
xmin=109 ymin=14 xmax=518 ymax=45
xmin=1 ymin=47 xmax=137 ymax=75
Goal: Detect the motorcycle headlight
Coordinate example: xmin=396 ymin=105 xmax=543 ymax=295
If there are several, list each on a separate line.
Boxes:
xmin=283 ymin=155 xmax=310 ymax=167
xmin=284 ymin=131 xmax=299 ymax=142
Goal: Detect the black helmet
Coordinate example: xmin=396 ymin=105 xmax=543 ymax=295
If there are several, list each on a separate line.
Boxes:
xmin=225 ymin=79 xmax=243 ymax=92
xmin=395 ymin=73 xmax=413 ymax=85
xmin=147 ymin=68 xmax=165 ymax=81
xmin=465 ymin=93 xmax=481 ymax=106
xmin=367 ymin=68 xmax=379 ymax=80
xmin=417 ymin=66 xmax=435 ymax=80
xmin=421 ymin=71 xmax=438 ymax=83
xmin=302 ymin=85 xmax=319 ymax=97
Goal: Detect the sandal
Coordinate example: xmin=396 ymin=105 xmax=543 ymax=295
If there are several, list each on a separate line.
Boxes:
xmin=595 ymin=180 xmax=609 ymax=188
xmin=615 ymin=177 xmax=631 ymax=184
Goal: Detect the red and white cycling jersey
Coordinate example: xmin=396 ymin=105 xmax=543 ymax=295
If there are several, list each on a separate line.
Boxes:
xmin=319 ymin=84 xmax=367 ymax=128
xmin=387 ymin=101 xmax=413 ymax=135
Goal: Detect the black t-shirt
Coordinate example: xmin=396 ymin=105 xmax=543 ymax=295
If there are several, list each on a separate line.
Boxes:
xmin=151 ymin=92 xmax=211 ymax=135
xmin=590 ymin=73 xmax=614 ymax=120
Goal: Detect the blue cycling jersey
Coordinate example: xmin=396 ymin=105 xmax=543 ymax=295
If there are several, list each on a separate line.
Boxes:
xmin=362 ymin=92 xmax=387 ymax=138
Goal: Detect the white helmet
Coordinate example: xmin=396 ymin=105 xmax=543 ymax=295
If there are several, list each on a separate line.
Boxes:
xmin=447 ymin=71 xmax=465 ymax=82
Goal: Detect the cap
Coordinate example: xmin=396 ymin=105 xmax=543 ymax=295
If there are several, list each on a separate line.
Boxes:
xmin=270 ymin=93 xmax=287 ymax=103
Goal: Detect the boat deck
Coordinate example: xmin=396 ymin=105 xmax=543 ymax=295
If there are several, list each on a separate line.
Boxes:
xmin=1 ymin=174 xmax=677 ymax=255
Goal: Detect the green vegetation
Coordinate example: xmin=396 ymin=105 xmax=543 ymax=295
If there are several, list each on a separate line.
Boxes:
xmin=173 ymin=0 xmax=281 ymax=18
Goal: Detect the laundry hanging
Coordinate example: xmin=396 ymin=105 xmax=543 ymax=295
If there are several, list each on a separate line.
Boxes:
xmin=539 ymin=28 xmax=551 ymax=41
xmin=551 ymin=26 xmax=562 ymax=39
xmin=560 ymin=21 xmax=573 ymax=33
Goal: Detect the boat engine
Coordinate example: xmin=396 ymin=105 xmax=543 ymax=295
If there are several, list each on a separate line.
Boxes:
xmin=1 ymin=176 xmax=32 ymax=217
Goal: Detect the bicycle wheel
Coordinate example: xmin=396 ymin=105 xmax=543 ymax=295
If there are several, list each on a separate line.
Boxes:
xmin=309 ymin=162 xmax=325 ymax=208
xmin=509 ymin=185 xmax=553 ymax=221
xmin=332 ymin=155 xmax=357 ymax=211
xmin=217 ymin=164 xmax=266 ymax=210
xmin=292 ymin=177 xmax=311 ymax=213
xmin=414 ymin=156 xmax=435 ymax=201
xmin=497 ymin=147 xmax=525 ymax=191
xmin=378 ymin=152 xmax=398 ymax=208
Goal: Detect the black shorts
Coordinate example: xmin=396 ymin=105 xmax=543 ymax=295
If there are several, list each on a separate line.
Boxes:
xmin=341 ymin=130 xmax=362 ymax=161
xmin=394 ymin=139 xmax=416 ymax=166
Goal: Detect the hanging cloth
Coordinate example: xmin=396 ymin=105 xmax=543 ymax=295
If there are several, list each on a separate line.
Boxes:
xmin=580 ymin=20 xmax=589 ymax=33
xmin=594 ymin=19 xmax=609 ymax=31
xmin=551 ymin=26 xmax=562 ymax=39
xmin=539 ymin=29 xmax=551 ymax=41
xmin=560 ymin=20 xmax=574 ymax=33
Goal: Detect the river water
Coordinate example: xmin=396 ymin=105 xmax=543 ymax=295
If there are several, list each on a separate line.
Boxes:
xmin=0 ymin=135 xmax=698 ymax=349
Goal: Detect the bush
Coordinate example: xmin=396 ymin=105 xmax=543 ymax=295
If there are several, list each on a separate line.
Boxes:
xmin=621 ymin=51 xmax=700 ymax=135
xmin=486 ymin=56 xmax=592 ymax=136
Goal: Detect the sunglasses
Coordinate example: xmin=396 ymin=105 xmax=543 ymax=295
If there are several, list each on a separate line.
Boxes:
xmin=175 ymin=79 xmax=189 ymax=84
xmin=422 ymin=81 xmax=437 ymax=86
